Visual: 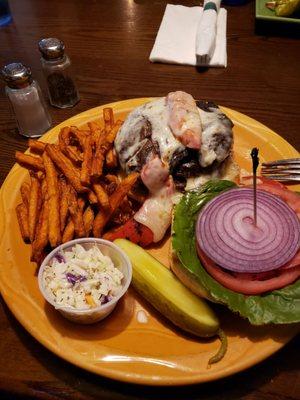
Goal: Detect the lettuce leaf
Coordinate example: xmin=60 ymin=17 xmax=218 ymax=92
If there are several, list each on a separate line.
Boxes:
xmin=172 ymin=180 xmax=300 ymax=325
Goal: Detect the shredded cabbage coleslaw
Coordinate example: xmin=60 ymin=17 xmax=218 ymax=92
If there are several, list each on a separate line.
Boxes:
xmin=42 ymin=244 xmax=124 ymax=309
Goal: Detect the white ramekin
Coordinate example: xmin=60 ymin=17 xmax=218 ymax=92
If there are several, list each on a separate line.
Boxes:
xmin=38 ymin=238 xmax=132 ymax=324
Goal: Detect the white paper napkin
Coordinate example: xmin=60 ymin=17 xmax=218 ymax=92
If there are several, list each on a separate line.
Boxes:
xmin=196 ymin=0 xmax=221 ymax=65
xmin=149 ymin=4 xmax=227 ymax=68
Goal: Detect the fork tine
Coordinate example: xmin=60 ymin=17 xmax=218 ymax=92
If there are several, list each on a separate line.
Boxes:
xmin=261 ymin=175 xmax=300 ymax=182
xmin=262 ymin=168 xmax=300 ymax=174
xmin=262 ymin=158 xmax=300 ymax=166
xmin=261 ymin=158 xmax=300 ymax=182
xmin=261 ymin=164 xmax=300 ymax=170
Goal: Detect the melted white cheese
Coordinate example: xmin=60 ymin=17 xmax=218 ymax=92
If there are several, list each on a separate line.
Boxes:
xmin=143 ymin=98 xmax=185 ymax=163
xmin=198 ymin=108 xmax=233 ymax=168
xmin=115 ymin=98 xmax=184 ymax=169
xmin=141 ymin=155 xmax=169 ymax=193
xmin=134 ymin=183 xmax=174 ymax=242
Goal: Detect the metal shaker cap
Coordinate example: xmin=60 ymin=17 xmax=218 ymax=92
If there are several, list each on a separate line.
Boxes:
xmin=1 ymin=62 xmax=33 ymax=89
xmin=38 ymin=38 xmax=65 ymax=60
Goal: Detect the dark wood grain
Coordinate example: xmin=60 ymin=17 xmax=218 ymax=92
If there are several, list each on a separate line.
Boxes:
xmin=0 ymin=0 xmax=299 ymax=399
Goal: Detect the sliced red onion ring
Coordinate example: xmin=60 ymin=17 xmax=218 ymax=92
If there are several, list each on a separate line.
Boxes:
xmin=196 ymin=188 xmax=300 ymax=273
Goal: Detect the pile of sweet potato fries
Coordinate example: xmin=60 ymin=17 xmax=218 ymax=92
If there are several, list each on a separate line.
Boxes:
xmin=15 ymin=108 xmax=140 ymax=264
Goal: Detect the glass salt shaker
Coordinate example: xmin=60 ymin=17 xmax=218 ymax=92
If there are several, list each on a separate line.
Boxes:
xmin=38 ymin=38 xmax=80 ymax=108
xmin=1 ymin=62 xmax=52 ymax=137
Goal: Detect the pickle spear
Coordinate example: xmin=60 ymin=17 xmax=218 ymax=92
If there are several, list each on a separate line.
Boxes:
xmin=115 ymin=239 xmax=227 ymax=364
xmin=266 ymin=0 xmax=300 ymax=17
xmin=114 ymin=238 xmax=220 ymax=338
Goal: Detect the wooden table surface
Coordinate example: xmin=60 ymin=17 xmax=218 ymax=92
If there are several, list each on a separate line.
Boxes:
xmin=0 ymin=0 xmax=299 ymax=399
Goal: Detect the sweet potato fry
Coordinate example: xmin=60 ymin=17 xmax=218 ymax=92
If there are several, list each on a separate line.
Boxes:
xmin=69 ymin=126 xmax=89 ymax=148
xmin=106 ymin=120 xmax=122 ymax=144
xmin=59 ymin=127 xmax=83 ymax=164
xmin=91 ymin=150 xmax=105 ymax=179
xmin=91 ymin=120 xmax=122 ymax=179
xmin=28 ymin=173 xmax=42 ymax=242
xmin=43 ymin=152 xmax=61 ymax=247
xmin=105 ymin=148 xmax=118 ymax=169
xmin=77 ymin=197 xmax=86 ymax=210
xmin=83 ymin=206 xmax=94 ymax=236
xmin=62 ymin=218 xmax=74 ymax=243
xmin=68 ymin=188 xmax=86 ymax=238
xmin=88 ymin=121 xmax=102 ymax=143
xmin=66 ymin=146 xmax=83 ymax=164
xmin=41 ymin=178 xmax=48 ymax=200
xmin=20 ymin=181 xmax=30 ymax=209
xmin=81 ymin=135 xmax=93 ymax=186
xmin=110 ymin=172 xmax=139 ymax=212
xmin=104 ymin=175 xmax=120 ymax=195
xmin=110 ymin=196 xmax=134 ymax=226
xmin=92 ymin=211 xmax=105 ymax=238
xmin=31 ymin=199 xmax=49 ymax=263
xmin=93 ymin=172 xmax=139 ymax=237
xmin=28 ymin=139 xmax=46 ymax=154
xmin=16 ymin=203 xmax=30 ymax=243
xmin=93 ymin=183 xmax=110 ymax=211
xmin=103 ymin=108 xmax=114 ymax=132
xmin=15 ymin=151 xmax=45 ymax=173
xmin=46 ymin=144 xmax=87 ymax=193
xmin=105 ymin=174 xmax=120 ymax=184
xmin=15 ymin=108 xmax=137 ymax=266
xmin=59 ymin=178 xmax=70 ymax=233
xmin=87 ymin=190 xmax=98 ymax=204
xmin=91 ymin=133 xmax=106 ymax=179
xmin=59 ymin=126 xmax=71 ymax=147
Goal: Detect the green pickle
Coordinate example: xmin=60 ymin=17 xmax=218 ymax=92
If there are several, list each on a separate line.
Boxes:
xmin=277 ymin=0 xmax=300 ymax=16
xmin=267 ymin=0 xmax=300 ymax=17
xmin=114 ymin=238 xmax=228 ymax=364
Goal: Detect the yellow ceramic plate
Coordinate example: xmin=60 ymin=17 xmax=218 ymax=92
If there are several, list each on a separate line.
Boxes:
xmin=0 ymin=98 xmax=299 ymax=386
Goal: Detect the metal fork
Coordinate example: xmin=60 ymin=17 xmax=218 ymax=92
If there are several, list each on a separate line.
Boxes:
xmin=261 ymin=158 xmax=300 ymax=182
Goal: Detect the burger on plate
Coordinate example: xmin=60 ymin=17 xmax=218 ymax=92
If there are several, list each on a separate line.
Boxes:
xmin=170 ymin=177 xmax=300 ymax=325
xmin=112 ymin=91 xmax=239 ymax=245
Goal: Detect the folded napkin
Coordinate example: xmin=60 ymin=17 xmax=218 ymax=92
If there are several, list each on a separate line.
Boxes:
xmin=196 ymin=0 xmax=221 ymax=65
xmin=149 ymin=4 xmax=227 ymax=67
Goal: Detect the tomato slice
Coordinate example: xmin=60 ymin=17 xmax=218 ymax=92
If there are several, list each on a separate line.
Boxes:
xmin=282 ymin=250 xmax=300 ymax=269
xmin=241 ymin=176 xmax=300 ymax=217
xmin=197 ymin=179 xmax=300 ymax=294
xmin=103 ymin=218 xmax=154 ymax=247
xmin=197 ymin=246 xmax=300 ymax=295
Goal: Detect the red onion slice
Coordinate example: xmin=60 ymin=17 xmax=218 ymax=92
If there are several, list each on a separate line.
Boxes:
xmin=196 ymin=188 xmax=300 ymax=273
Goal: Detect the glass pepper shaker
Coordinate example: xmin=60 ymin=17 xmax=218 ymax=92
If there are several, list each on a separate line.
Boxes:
xmin=38 ymin=38 xmax=80 ymax=108
xmin=1 ymin=62 xmax=52 ymax=138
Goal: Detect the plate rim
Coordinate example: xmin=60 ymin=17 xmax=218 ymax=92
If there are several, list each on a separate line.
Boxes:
xmin=0 ymin=98 xmax=299 ymax=386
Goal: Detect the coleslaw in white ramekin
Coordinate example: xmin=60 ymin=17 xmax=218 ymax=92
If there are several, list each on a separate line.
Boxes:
xmin=42 ymin=244 xmax=124 ymax=310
